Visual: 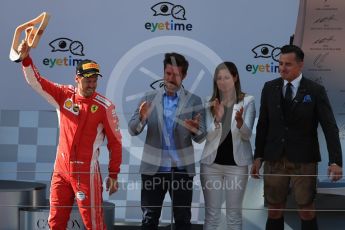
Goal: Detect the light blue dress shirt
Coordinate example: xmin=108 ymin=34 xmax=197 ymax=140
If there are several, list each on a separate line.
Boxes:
xmin=159 ymin=89 xmax=184 ymax=172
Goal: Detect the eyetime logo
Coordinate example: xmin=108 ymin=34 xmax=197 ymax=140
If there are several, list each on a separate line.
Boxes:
xmin=42 ymin=37 xmax=85 ymax=68
xmin=145 ymin=2 xmax=193 ymax=32
xmin=246 ymin=43 xmax=281 ymax=75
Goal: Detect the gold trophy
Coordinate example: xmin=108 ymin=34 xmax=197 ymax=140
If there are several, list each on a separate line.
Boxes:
xmin=9 ymin=12 xmax=50 ymax=62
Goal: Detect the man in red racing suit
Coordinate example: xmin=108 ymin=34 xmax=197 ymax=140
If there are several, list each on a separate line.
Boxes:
xmin=18 ymin=41 xmax=122 ymax=230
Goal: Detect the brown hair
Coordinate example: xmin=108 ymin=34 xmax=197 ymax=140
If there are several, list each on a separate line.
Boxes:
xmin=209 ymin=62 xmax=244 ymax=115
xmin=163 ymin=52 xmax=189 ymax=75
xmin=280 ymin=44 xmax=304 ymax=62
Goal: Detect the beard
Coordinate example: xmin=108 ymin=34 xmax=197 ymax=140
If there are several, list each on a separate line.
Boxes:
xmin=165 ymin=81 xmax=180 ymax=90
xmin=81 ymin=88 xmax=95 ymax=97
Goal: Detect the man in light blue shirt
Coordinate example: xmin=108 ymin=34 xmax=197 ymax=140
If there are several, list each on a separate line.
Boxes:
xmin=128 ymin=52 xmax=206 ymax=230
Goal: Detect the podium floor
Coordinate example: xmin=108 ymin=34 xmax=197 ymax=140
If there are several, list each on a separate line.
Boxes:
xmin=113 ymin=223 xmax=203 ymax=230
xmin=112 ymin=179 xmax=345 ymax=230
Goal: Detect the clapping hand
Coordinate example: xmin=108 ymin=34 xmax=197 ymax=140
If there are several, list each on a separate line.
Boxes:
xmin=139 ymin=101 xmax=152 ymax=122
xmin=235 ymin=107 xmax=244 ymax=129
xmin=184 ymin=113 xmax=201 ymax=134
xmin=213 ymin=98 xmax=224 ymax=123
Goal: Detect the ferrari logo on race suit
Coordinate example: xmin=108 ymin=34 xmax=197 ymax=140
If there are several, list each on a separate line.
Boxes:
xmin=91 ymin=105 xmax=98 ymax=113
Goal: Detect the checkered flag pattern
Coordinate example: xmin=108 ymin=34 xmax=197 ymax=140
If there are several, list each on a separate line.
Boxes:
xmin=0 ymin=110 xmax=206 ymax=224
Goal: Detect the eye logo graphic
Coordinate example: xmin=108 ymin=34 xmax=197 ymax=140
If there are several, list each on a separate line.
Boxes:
xmin=252 ymin=43 xmax=281 ymax=62
xmin=150 ymin=79 xmax=165 ymax=89
xmin=49 ymin=38 xmax=85 ymax=56
xmin=151 ymin=2 xmax=187 ymax=20
xmin=149 ymin=79 xmax=186 ymax=90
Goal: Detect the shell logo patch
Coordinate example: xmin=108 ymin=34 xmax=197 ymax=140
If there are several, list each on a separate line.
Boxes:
xmin=63 ymin=99 xmax=79 ymax=115
xmin=91 ymin=105 xmax=98 ymax=113
xmin=64 ymin=99 xmax=73 ymax=109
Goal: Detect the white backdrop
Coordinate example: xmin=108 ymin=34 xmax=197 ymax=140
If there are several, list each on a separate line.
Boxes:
xmin=0 ymin=0 xmax=299 ymax=114
xmin=3 ymin=0 xmax=344 ymax=225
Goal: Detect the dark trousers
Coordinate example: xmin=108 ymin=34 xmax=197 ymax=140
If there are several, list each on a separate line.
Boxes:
xmin=141 ymin=170 xmax=194 ymax=230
